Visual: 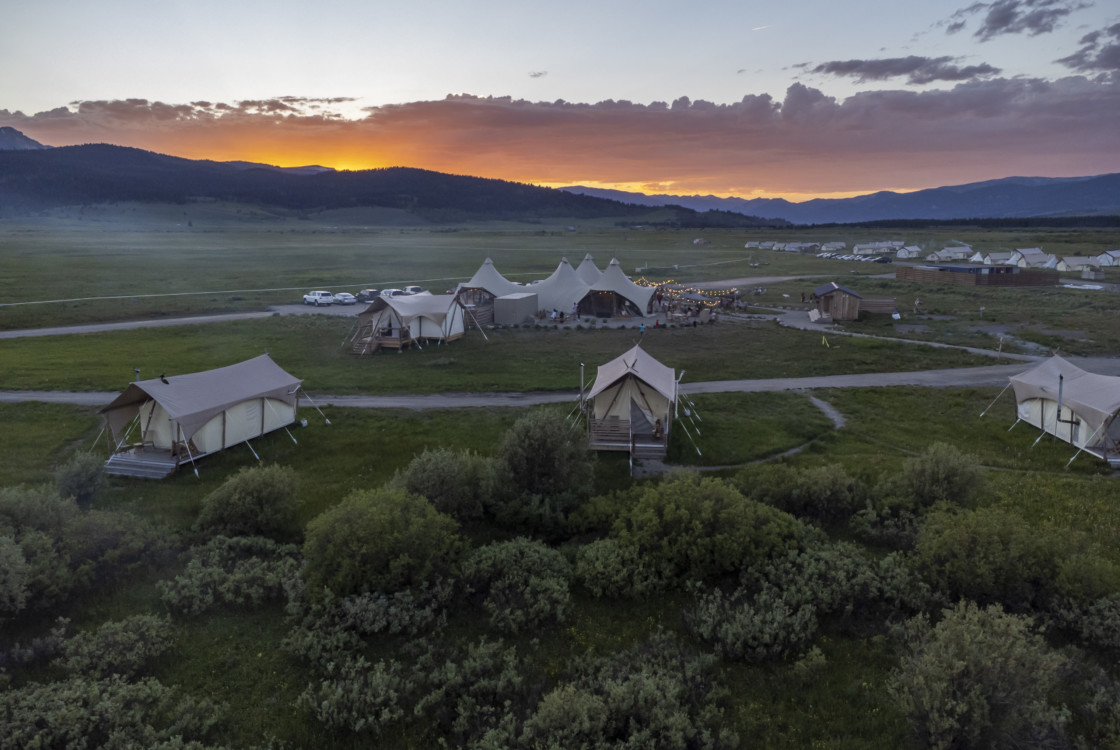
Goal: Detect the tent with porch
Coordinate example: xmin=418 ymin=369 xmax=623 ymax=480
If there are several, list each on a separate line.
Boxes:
xmin=585 ymin=344 xmax=676 ymax=459
xmin=1009 ymin=355 xmax=1120 ymax=466
xmin=350 ymin=293 xmax=465 ymax=353
xmin=100 ymin=354 xmax=302 ymax=477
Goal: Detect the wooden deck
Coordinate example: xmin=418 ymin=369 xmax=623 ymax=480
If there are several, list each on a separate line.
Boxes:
xmin=104 ymin=447 xmax=180 ymax=479
xmin=589 ymin=418 xmax=667 ymax=458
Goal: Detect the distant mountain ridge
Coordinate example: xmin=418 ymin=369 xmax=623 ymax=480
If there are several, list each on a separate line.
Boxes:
xmin=560 ymin=174 xmax=1120 ymax=224
xmin=0 ymin=126 xmax=51 ymax=151
xmin=0 ymin=137 xmax=778 ymax=226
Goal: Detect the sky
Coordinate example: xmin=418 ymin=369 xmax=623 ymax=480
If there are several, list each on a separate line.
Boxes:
xmin=2 ymin=0 xmax=1118 ymax=200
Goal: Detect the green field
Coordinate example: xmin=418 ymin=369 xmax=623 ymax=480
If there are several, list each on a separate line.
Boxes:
xmin=1 ymin=217 xmax=1118 ymax=749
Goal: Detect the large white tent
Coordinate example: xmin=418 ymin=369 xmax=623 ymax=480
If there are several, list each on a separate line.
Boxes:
xmin=101 ymin=354 xmax=302 ymax=474
xmin=584 ymin=258 xmax=656 ymax=317
xmin=585 ymin=344 xmax=676 ymax=458
xmin=352 ymin=293 xmax=465 ymax=353
xmin=1009 ymin=355 xmax=1120 ymax=466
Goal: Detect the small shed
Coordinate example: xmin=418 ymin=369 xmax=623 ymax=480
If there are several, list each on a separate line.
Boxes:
xmin=494 ymin=292 xmax=538 ymax=326
xmin=585 ymin=344 xmax=676 ymax=460
xmin=813 ymin=282 xmax=862 ymax=321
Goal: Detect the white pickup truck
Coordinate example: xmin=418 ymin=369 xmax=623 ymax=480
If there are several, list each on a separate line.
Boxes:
xmin=302 ymin=290 xmax=336 ymax=306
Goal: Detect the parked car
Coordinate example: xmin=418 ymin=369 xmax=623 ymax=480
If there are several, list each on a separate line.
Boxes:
xmin=380 ymin=288 xmax=407 ymax=298
xmin=356 ymin=288 xmax=379 ymax=302
xmin=402 ymin=285 xmax=424 ymax=295
xmin=334 ymin=292 xmax=357 ymax=304
xmin=303 ymin=290 xmax=335 ymax=306
xmin=873 ymin=256 xmax=893 ymax=263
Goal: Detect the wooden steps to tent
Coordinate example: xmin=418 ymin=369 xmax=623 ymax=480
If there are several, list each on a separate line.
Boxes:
xmin=104 ymin=450 xmax=179 ymax=479
xmin=588 ymin=419 xmax=668 ymax=458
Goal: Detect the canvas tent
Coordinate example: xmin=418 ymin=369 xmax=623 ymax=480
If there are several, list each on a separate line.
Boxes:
xmin=101 ymin=354 xmax=302 ymax=477
xmin=585 ymin=344 xmax=676 ymax=459
xmin=351 ymin=293 xmax=465 ymax=353
xmin=1009 ymin=355 xmax=1120 ymax=466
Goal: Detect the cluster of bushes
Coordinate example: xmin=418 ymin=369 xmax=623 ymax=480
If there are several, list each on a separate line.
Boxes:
xmin=686 ymin=536 xmax=930 ymax=663
xmin=0 ymin=482 xmax=169 ymax=617
xmin=391 ymin=410 xmax=594 ymax=535
xmin=157 ymin=535 xmax=302 ymax=617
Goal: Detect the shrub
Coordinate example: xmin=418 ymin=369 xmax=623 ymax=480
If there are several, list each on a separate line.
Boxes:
xmin=463 ymin=538 xmax=572 ymax=633
xmin=493 ymin=410 xmax=594 ymax=530
xmin=1047 ymin=592 xmax=1120 ymax=650
xmin=519 ymin=633 xmax=737 ymax=749
xmin=574 ymin=537 xmax=660 ymax=598
xmin=297 ymin=653 xmax=414 ymax=736
xmin=158 ymin=536 xmax=301 ymax=617
xmin=848 ymin=496 xmax=921 ymax=550
xmin=687 ymin=583 xmax=818 ymax=663
xmin=0 ymin=675 xmax=225 ymax=749
xmin=303 ymin=488 xmax=462 ymax=599
xmin=0 ymin=535 xmax=28 ymax=618
xmin=614 ymin=472 xmax=803 ymax=584
xmin=283 ymin=578 xmax=454 ymax=670
xmin=54 ymin=614 xmax=174 ymax=678
xmin=62 ymin=509 xmax=170 ymax=591
xmin=889 ymin=601 xmax=1070 ymax=750
xmin=413 ymin=638 xmax=529 ymax=746
xmin=0 ymin=484 xmax=77 ymax=536
xmin=391 ymin=448 xmax=498 ymax=521
xmin=53 ymin=452 xmax=105 ymax=509
xmin=194 ymin=464 xmax=301 ymax=540
xmin=736 ymin=463 xmax=864 ymax=523
xmin=912 ymin=506 xmax=1060 ymax=611
xmin=901 ymin=441 xmax=984 ymax=508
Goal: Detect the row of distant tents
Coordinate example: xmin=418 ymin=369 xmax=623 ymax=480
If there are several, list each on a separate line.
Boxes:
xmin=98 ymin=350 xmax=1120 ymax=478
xmin=344 ymin=255 xmax=659 ymax=353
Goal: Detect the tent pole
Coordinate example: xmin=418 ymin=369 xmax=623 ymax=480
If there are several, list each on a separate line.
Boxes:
xmin=244 ymin=438 xmax=261 ymax=463
xmin=1007 ymin=418 xmax=1020 ymax=432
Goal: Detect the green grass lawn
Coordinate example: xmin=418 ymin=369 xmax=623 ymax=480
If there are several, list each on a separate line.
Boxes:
xmin=3 ymin=219 xmax=1119 ymax=749
xmin=0 ymin=316 xmax=998 ymax=393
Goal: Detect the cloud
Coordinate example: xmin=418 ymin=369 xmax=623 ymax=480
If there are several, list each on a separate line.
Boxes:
xmin=947 ymin=0 xmax=1088 ymax=41
xmin=1057 ymin=23 xmax=1120 ymax=74
xmin=529 ymin=71 xmax=548 ymax=79
xmin=3 ymin=77 xmax=1119 ymax=197
xmin=810 ymin=56 xmax=1002 ymax=84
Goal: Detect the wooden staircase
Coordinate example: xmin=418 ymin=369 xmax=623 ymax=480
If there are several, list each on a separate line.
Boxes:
xmin=104 ymin=451 xmax=179 ymax=479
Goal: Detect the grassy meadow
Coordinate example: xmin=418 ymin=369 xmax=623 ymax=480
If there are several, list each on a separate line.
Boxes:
xmin=1 ymin=215 xmax=1119 ymax=748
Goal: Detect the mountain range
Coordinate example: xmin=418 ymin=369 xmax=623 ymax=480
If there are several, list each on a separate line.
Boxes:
xmin=0 ymin=131 xmax=775 ymax=227
xmin=0 ymin=128 xmax=1115 ymax=224
xmin=560 ymin=174 xmax=1120 ymax=225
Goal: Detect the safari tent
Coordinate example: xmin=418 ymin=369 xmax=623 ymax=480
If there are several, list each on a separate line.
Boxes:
xmin=585 ymin=344 xmax=676 ymax=460
xmin=101 ymin=354 xmax=302 ymax=477
xmin=350 ymin=293 xmax=465 ymax=353
xmin=1009 ymin=355 xmax=1120 ymax=466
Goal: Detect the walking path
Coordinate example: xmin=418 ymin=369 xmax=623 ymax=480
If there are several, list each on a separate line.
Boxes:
xmin=0 ymin=360 xmax=1053 ymax=411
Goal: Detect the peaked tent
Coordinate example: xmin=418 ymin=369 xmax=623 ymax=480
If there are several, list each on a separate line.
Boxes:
xmin=456 ymin=257 xmax=524 ymax=327
xmin=583 ymin=258 xmax=657 ymax=318
xmin=352 ymin=293 xmax=465 ymax=352
xmin=1009 ymin=356 xmax=1120 ymax=465
xmin=459 ymin=257 xmax=523 ymax=298
xmin=575 ymin=253 xmax=603 ymax=285
xmin=101 ymin=354 xmax=302 ymax=461
xmin=533 ymin=257 xmax=591 ymax=313
xmin=586 ymin=344 xmax=676 ymax=458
